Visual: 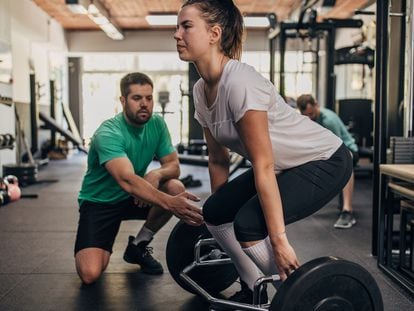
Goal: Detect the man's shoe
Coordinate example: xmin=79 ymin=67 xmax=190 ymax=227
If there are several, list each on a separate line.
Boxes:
xmin=123 ymin=236 xmax=164 ymax=275
xmin=334 ymin=211 xmax=356 ymax=229
xmin=228 ymin=279 xmax=268 ymax=305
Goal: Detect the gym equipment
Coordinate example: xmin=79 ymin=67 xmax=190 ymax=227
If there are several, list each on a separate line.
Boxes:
xmin=4 ymin=175 xmax=21 ymax=202
xmin=166 ymin=221 xmax=239 ymax=295
xmin=166 ymin=221 xmax=384 ymax=311
xmin=2 ymin=163 xmax=38 ymax=187
xmin=39 ymin=111 xmax=87 ymax=154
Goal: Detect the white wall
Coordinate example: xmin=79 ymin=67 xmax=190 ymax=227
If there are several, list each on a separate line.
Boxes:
xmin=0 ymin=0 xmax=68 ymax=170
xmin=10 ymin=0 xmax=68 ymax=105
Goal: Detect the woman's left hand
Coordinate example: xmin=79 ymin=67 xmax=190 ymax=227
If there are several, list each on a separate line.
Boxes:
xmin=270 ymin=233 xmax=300 ymax=281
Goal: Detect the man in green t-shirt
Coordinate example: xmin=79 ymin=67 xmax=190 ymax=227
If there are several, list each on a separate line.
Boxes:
xmin=74 ymin=72 xmax=203 ymax=285
xmin=297 ymin=94 xmax=358 ymax=229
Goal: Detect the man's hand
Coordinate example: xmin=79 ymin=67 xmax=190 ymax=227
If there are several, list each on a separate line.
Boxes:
xmin=167 ymin=192 xmax=204 ymax=226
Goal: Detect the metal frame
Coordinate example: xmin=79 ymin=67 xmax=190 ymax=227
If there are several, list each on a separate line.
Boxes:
xmin=179 ymin=238 xmax=279 ymax=311
xmin=269 ymin=19 xmax=362 ymax=110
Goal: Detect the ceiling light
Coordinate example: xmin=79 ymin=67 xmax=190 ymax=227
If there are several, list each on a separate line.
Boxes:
xmin=145 ymin=14 xmax=270 ymax=28
xmin=65 ymin=0 xmax=88 ymax=14
xmin=65 ymin=0 xmax=124 ymax=40
xmin=244 ymin=16 xmax=270 ymax=28
xmin=146 ymin=15 xmax=177 ymax=26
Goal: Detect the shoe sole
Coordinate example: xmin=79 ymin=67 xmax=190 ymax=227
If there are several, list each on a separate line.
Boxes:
xmin=334 ymin=220 xmax=357 ymax=229
xmin=123 ymin=254 xmax=164 ymax=275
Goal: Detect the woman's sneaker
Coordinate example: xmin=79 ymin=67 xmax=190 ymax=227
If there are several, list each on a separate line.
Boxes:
xmin=334 ymin=211 xmax=356 ymax=229
xmin=228 ymin=279 xmax=268 ymax=305
xmin=123 ymin=236 xmax=164 ymax=275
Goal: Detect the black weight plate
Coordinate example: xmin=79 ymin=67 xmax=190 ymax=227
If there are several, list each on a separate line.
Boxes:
xmin=166 ymin=221 xmax=238 ymax=295
xmin=270 ymin=256 xmax=383 ymax=311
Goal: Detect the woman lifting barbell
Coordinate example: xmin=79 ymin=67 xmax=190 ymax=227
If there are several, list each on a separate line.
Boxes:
xmin=174 ymin=0 xmax=352 ymax=303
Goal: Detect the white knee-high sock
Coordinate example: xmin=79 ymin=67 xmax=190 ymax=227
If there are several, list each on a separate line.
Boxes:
xmin=206 ymin=222 xmax=260 ymax=290
xmin=243 ymin=236 xmax=279 ymax=277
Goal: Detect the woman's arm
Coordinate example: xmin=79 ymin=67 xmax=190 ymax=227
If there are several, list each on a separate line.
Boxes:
xmin=236 ymin=110 xmax=299 ymax=280
xmin=204 ymin=128 xmax=230 ymax=193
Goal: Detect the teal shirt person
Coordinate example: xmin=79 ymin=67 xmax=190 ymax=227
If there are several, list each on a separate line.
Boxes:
xmin=78 ymin=113 xmax=175 ymax=204
xmin=316 ymin=108 xmax=358 ymax=153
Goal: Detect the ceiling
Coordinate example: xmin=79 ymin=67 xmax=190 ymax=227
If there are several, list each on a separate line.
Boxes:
xmin=32 ymin=0 xmax=373 ymax=31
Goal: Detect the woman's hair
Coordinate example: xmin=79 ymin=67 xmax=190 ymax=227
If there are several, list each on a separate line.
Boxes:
xmin=182 ymin=0 xmax=244 ymax=60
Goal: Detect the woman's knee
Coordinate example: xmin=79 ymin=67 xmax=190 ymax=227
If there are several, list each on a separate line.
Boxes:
xmin=203 ymin=196 xmax=224 ymax=226
xmin=233 ymin=213 xmax=267 ymax=242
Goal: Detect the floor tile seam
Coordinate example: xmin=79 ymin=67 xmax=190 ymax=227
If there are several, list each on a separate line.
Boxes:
xmin=0 ymin=274 xmax=30 ymax=301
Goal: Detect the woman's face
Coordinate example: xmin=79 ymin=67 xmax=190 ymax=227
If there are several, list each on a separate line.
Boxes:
xmin=174 ymin=5 xmax=213 ymax=62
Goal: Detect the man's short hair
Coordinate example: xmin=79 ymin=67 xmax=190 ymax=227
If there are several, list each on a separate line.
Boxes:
xmin=120 ymin=72 xmax=153 ymax=98
xmin=296 ymin=94 xmax=316 ymax=112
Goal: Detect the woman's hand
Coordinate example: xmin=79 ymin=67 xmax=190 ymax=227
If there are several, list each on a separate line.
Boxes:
xmin=270 ymin=233 xmax=300 ymax=281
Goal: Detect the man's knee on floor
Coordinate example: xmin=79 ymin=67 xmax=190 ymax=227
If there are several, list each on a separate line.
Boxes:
xmin=77 ymin=264 xmax=103 ymax=285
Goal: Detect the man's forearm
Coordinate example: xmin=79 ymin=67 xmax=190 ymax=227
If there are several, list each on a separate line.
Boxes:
xmin=149 ymin=162 xmax=180 ymax=181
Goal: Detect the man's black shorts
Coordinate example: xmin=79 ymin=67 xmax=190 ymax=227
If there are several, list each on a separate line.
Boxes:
xmin=74 ymin=197 xmax=150 ymax=255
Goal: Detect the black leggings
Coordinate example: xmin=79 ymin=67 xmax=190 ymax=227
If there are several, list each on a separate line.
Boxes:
xmin=203 ymin=144 xmax=353 ymax=242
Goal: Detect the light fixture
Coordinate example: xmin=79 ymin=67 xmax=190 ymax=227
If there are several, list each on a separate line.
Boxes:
xmin=65 ymin=0 xmax=124 ymax=40
xmin=145 ymin=14 xmax=177 ymax=26
xmin=243 ymin=16 xmax=270 ymax=28
xmin=65 ymin=0 xmax=88 ymax=14
xmin=145 ymin=14 xmax=270 ymax=28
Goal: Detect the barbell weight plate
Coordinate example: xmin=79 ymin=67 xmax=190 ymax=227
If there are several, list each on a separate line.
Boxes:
xmin=166 ymin=221 xmax=239 ymax=295
xmin=270 ymin=256 xmax=383 ymax=311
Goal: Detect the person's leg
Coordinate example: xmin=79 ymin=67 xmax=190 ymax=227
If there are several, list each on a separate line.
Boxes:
xmin=341 ymin=171 xmax=354 ymax=212
xmin=334 ymin=149 xmax=358 ymax=229
xmin=74 ymin=200 xmax=123 ymax=284
xmin=236 ymin=144 xmax=353 ymax=275
xmin=75 ymin=248 xmax=110 ymax=285
xmin=203 ymin=169 xmax=261 ymax=293
xmin=138 ymin=178 xmax=181 ymax=238
xmin=124 ymin=178 xmax=182 ymax=274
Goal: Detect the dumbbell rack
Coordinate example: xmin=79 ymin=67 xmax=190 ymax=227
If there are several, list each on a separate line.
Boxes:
xmin=0 ymin=99 xmax=15 ymax=150
xmin=1 ymin=101 xmax=38 ymax=186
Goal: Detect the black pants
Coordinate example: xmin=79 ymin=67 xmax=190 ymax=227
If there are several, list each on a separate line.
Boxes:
xmin=203 ymin=144 xmax=353 ymax=242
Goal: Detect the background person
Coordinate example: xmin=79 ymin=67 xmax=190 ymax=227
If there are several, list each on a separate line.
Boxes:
xmin=74 ymin=72 xmax=203 ymax=285
xmin=174 ymin=0 xmax=352 ymax=303
xmin=297 ymin=94 xmax=358 ymax=229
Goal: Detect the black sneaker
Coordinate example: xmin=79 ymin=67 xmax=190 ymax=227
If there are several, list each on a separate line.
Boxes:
xmin=123 ymin=236 xmax=164 ymax=275
xmin=334 ymin=211 xmax=356 ymax=229
xmin=228 ymin=279 xmax=268 ymax=305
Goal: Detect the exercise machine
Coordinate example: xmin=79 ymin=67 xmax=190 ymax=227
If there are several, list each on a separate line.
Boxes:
xmin=166 ymin=221 xmax=384 ymax=311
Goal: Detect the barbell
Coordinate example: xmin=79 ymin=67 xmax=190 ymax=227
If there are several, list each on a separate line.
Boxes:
xmin=166 ymin=221 xmax=384 ymax=311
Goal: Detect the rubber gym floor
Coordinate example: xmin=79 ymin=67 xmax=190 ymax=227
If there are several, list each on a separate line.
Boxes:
xmin=0 ymin=153 xmax=413 ymax=310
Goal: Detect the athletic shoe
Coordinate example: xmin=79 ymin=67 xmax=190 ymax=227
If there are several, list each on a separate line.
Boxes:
xmin=334 ymin=211 xmax=356 ymax=229
xmin=123 ymin=236 xmax=164 ymax=275
xmin=228 ymin=279 xmax=268 ymax=305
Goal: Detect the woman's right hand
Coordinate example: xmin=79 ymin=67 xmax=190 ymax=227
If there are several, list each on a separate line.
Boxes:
xmin=167 ymin=192 xmax=204 ymax=226
xmin=270 ymin=233 xmax=300 ymax=281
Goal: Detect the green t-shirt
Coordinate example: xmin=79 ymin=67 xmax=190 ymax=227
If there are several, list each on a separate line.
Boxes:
xmin=78 ymin=113 xmax=175 ymax=204
xmin=317 ymin=108 xmax=358 ymax=153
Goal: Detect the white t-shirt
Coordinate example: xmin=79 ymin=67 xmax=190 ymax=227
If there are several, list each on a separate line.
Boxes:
xmin=193 ymin=59 xmax=342 ymax=173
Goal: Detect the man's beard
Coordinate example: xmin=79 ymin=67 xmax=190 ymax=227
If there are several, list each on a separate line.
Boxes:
xmin=125 ymin=107 xmax=151 ymax=127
